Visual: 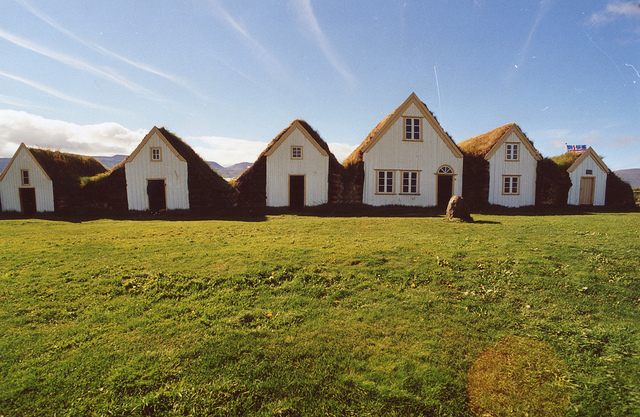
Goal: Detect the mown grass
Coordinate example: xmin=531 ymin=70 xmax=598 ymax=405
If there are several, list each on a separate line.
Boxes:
xmin=0 ymin=213 xmax=638 ymax=416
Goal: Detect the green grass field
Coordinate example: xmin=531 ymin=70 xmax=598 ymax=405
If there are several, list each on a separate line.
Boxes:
xmin=1 ymin=214 xmax=638 ymax=416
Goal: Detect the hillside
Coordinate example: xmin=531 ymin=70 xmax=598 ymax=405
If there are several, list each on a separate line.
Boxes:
xmin=0 ymin=214 xmax=638 ymax=416
xmin=615 ymin=168 xmax=640 ymax=188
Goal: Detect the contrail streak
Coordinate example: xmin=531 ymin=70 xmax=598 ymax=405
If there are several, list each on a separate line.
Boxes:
xmin=434 ymin=65 xmax=442 ymax=110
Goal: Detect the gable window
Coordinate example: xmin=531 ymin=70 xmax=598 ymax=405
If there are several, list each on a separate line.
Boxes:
xmin=377 ymin=171 xmax=394 ymax=194
xmin=404 ymin=117 xmax=421 ymax=141
xmin=505 ymin=143 xmax=519 ymax=160
xmin=586 ymin=169 xmax=593 ymax=175
xmin=401 ymin=171 xmax=419 ymax=194
xmin=502 ymin=176 xmax=520 ymax=195
xmin=151 ymin=147 xmax=162 ymax=161
xmin=291 ymin=145 xmax=303 ymax=159
xmin=21 ymin=169 xmax=30 ymax=186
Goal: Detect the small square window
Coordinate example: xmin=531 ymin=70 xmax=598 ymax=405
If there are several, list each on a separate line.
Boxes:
xmin=151 ymin=147 xmax=162 ymax=161
xmin=586 ymin=169 xmax=593 ymax=175
xmin=505 ymin=143 xmax=519 ymax=160
xmin=291 ymin=146 xmax=303 ymax=159
xmin=377 ymin=171 xmax=394 ymax=194
xmin=404 ymin=118 xmax=421 ymax=141
xmin=21 ymin=169 xmax=30 ymax=186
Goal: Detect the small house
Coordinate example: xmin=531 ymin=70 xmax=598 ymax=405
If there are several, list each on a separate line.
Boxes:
xmin=235 ymin=120 xmax=343 ymax=208
xmin=0 ymin=143 xmax=105 ymax=214
xmin=343 ymin=93 xmax=463 ymax=207
xmin=459 ymin=123 xmax=542 ymax=208
xmin=552 ymin=147 xmax=609 ymax=206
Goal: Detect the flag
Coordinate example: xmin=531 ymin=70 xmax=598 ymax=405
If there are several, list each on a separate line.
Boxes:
xmin=566 ymin=144 xmax=587 ymax=152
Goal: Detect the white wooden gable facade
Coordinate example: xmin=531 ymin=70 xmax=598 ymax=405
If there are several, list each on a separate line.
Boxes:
xmin=566 ymin=148 xmax=609 ymax=206
xmin=0 ymin=144 xmax=54 ymax=213
xmin=484 ymin=126 xmax=542 ymax=207
xmin=359 ymin=93 xmax=463 ymax=207
xmin=124 ymin=127 xmax=189 ymax=211
xmin=265 ymin=121 xmax=329 ymax=207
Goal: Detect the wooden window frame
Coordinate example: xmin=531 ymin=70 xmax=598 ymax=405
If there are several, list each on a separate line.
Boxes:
xmin=20 ymin=169 xmax=30 ymax=186
xmin=291 ymin=145 xmax=303 ymax=160
xmin=585 ymin=169 xmax=593 ymax=175
xmin=400 ymin=171 xmax=420 ymax=195
xmin=375 ymin=170 xmax=395 ymax=195
xmin=505 ymin=143 xmax=520 ymax=161
xmin=502 ymin=175 xmax=521 ymax=195
xmin=150 ymin=147 xmax=162 ymax=162
xmin=403 ymin=117 xmax=423 ymax=142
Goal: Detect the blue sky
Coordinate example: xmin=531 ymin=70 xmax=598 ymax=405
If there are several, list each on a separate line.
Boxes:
xmin=0 ymin=0 xmax=638 ymax=168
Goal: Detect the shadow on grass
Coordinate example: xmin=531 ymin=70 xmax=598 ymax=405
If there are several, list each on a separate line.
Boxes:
xmin=0 ymin=204 xmax=636 ymax=223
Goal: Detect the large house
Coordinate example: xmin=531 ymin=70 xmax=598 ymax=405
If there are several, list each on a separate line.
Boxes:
xmin=82 ymin=127 xmax=234 ymax=212
xmin=0 ymin=143 xmax=105 ymax=213
xmin=343 ymin=93 xmax=463 ymax=207
xmin=235 ymin=119 xmax=343 ymax=208
xmin=459 ymin=123 xmax=542 ymax=208
xmin=552 ymin=147 xmax=609 ymax=206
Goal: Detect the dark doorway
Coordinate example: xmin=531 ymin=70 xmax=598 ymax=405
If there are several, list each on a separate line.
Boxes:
xmin=437 ymin=175 xmax=453 ymax=208
xmin=147 ymin=179 xmax=167 ymax=211
xmin=289 ymin=175 xmax=305 ymax=209
xmin=19 ymin=188 xmax=37 ymax=215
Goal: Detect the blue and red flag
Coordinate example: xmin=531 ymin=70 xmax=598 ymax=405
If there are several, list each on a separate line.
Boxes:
xmin=566 ymin=144 xmax=587 ymax=152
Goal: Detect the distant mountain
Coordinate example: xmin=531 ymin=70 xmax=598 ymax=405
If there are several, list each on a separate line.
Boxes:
xmin=615 ymin=169 xmax=640 ymax=189
xmin=218 ymin=162 xmax=252 ymax=179
xmin=95 ymin=155 xmax=127 ymax=168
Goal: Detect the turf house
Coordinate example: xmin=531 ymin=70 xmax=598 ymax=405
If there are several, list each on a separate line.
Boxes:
xmin=552 ymin=147 xmax=609 ymax=206
xmin=343 ymin=93 xmax=463 ymax=207
xmin=458 ymin=123 xmax=542 ymax=208
xmin=0 ymin=143 xmax=105 ymax=214
xmin=235 ymin=119 xmax=344 ymax=209
xmin=82 ymin=126 xmax=234 ymax=212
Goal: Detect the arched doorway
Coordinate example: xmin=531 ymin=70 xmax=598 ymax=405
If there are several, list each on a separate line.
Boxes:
xmin=436 ymin=165 xmax=454 ymax=208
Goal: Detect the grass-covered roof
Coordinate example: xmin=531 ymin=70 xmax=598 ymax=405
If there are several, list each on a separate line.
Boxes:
xmin=458 ymin=123 xmax=516 ymax=157
xmin=550 ymin=152 xmax=582 ymax=171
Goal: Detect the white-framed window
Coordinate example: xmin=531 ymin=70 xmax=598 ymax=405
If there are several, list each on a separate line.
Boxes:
xmin=437 ymin=165 xmax=454 ymax=175
xmin=404 ymin=117 xmax=421 ymax=141
xmin=21 ymin=169 xmax=30 ymax=186
xmin=377 ymin=171 xmax=394 ymax=194
xmin=401 ymin=171 xmax=419 ymax=194
xmin=151 ymin=147 xmax=162 ymax=161
xmin=291 ymin=145 xmax=303 ymax=159
xmin=505 ymin=143 xmax=519 ymax=160
xmin=502 ymin=176 xmax=520 ymax=195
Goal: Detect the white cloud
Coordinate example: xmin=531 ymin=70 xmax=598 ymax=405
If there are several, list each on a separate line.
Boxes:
xmin=0 ymin=70 xmax=115 ymax=111
xmin=189 ymin=136 xmax=267 ymax=166
xmin=290 ymin=0 xmax=356 ymax=87
xmin=327 ymin=142 xmax=356 ymax=162
xmin=15 ymin=0 xmax=208 ymax=101
xmin=590 ymin=1 xmax=640 ymax=25
xmin=0 ymin=109 xmax=145 ymax=156
xmin=0 ymin=27 xmax=160 ymax=100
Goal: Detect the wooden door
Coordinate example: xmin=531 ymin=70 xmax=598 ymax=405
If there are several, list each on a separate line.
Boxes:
xmin=147 ymin=179 xmax=167 ymax=211
xmin=579 ymin=177 xmax=594 ymax=205
xmin=19 ymin=188 xmax=37 ymax=215
xmin=289 ymin=175 xmax=304 ymax=209
xmin=437 ymin=175 xmax=453 ymax=208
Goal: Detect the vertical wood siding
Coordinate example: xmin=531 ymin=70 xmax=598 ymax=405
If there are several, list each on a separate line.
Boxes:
xmin=362 ymin=103 xmax=463 ymax=206
xmin=124 ymin=132 xmax=189 ymax=211
xmin=487 ymin=131 xmax=537 ymax=207
xmin=567 ymin=155 xmax=607 ymax=206
xmin=0 ymin=147 xmax=54 ymax=212
xmin=266 ymin=127 xmax=329 ymax=207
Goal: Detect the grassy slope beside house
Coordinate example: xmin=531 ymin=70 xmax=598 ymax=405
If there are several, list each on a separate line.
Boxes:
xmin=0 ymin=215 xmax=638 ymax=416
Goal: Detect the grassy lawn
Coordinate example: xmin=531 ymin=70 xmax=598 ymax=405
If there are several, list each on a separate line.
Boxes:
xmin=0 ymin=213 xmax=638 ymax=416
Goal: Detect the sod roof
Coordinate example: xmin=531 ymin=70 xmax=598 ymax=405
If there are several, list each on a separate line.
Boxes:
xmin=458 ymin=122 xmax=542 ymax=161
xmin=28 ymin=147 xmax=106 ymax=183
xmin=551 ymin=147 xmax=610 ymax=173
xmin=343 ymin=93 xmax=460 ymax=166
